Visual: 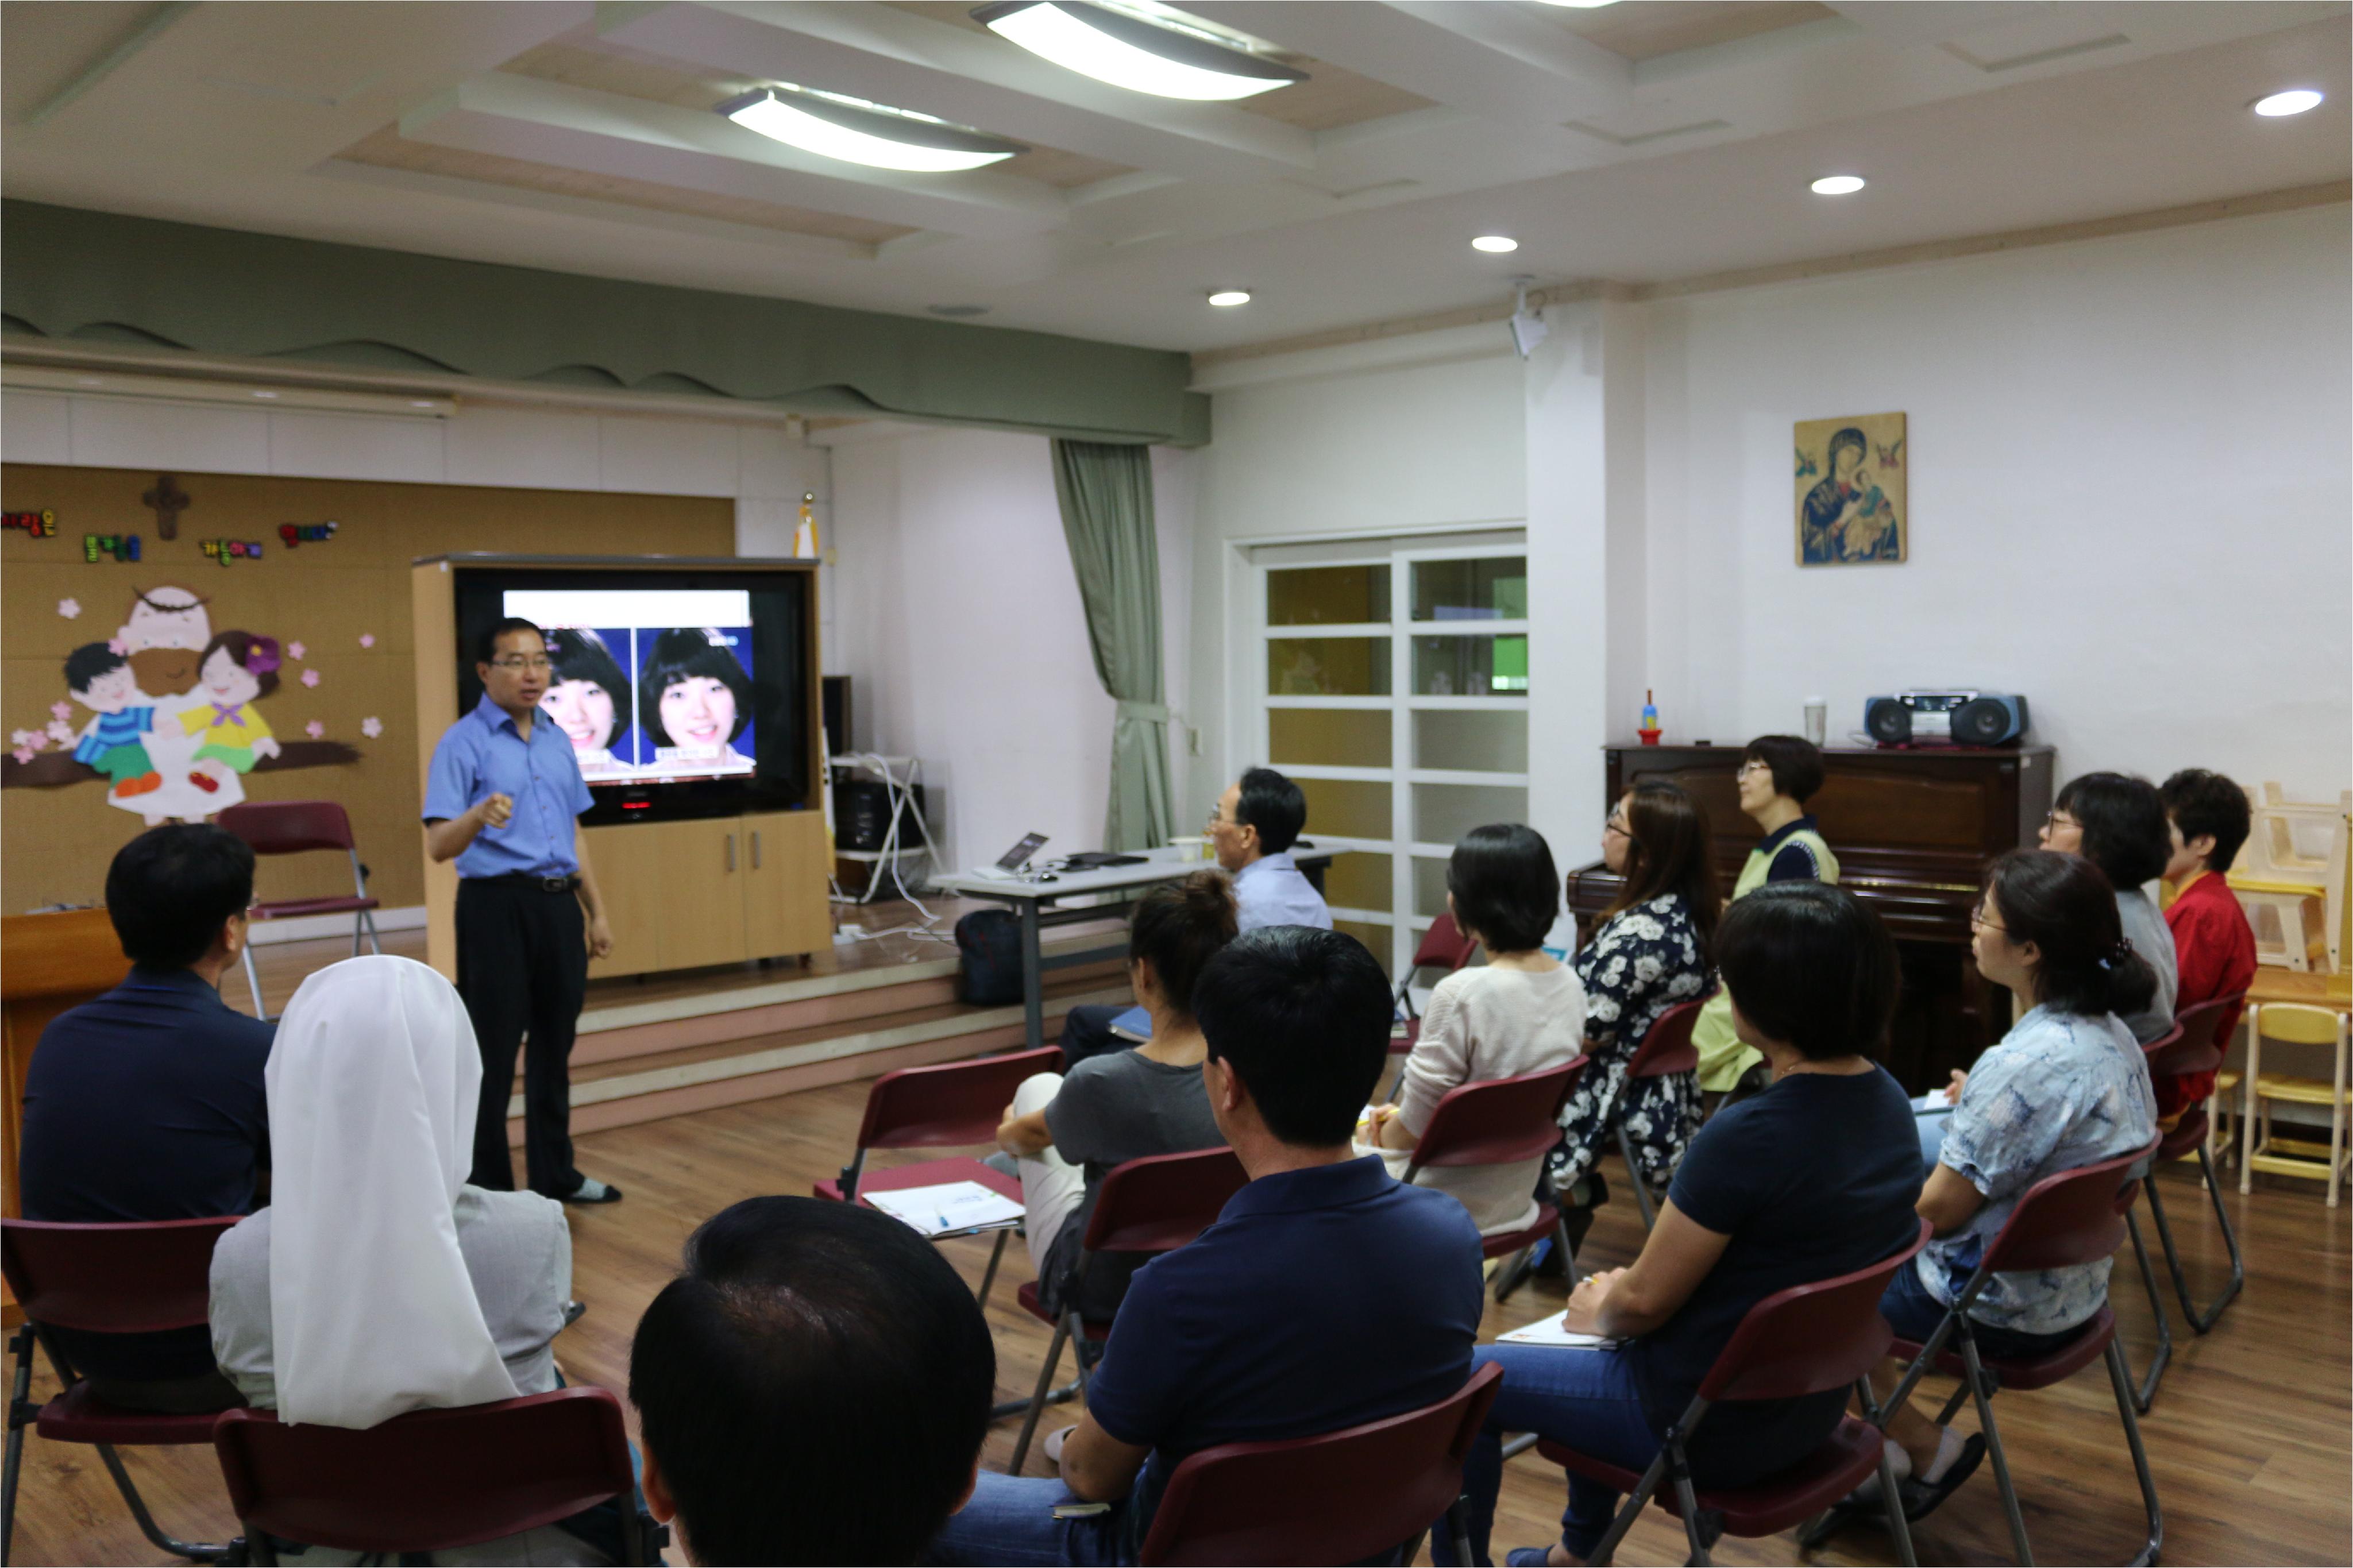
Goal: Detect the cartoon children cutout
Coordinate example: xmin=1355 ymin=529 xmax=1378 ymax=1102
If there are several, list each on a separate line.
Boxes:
xmin=63 ymin=643 xmax=163 ymax=801
xmin=178 ymin=631 xmax=281 ymax=805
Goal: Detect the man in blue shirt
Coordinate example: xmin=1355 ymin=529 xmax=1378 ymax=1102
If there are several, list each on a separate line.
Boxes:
xmin=931 ymin=926 xmax=1485 ymax=1566
xmin=423 ymin=616 xmax=619 ymax=1203
xmin=1060 ymin=767 xmax=1333 ymax=1070
xmin=18 ymin=824 xmax=272 ymax=1411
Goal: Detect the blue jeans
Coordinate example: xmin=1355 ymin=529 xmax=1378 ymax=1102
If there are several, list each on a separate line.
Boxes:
xmin=1438 ymin=1345 xmax=1662 ymax=1566
xmin=924 ymin=1472 xmax=1128 ymax=1566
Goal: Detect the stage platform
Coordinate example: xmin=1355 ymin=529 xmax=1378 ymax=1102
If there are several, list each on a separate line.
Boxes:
xmin=236 ymin=896 xmax=1132 ymax=1146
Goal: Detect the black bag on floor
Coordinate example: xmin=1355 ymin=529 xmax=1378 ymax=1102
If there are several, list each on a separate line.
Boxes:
xmin=954 ymin=909 xmax=1023 ymax=1006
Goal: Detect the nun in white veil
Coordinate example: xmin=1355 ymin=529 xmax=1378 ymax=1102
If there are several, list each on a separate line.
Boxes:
xmin=210 ymin=955 xmax=573 ymax=1427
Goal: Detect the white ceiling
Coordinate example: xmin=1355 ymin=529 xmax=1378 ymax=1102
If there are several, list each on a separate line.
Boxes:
xmin=2 ymin=1 xmax=2346 ymax=353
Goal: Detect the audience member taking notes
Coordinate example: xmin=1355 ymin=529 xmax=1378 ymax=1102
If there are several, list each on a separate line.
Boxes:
xmin=1445 ymin=882 xmax=1921 ymax=1567
xmin=17 ymin=824 xmax=272 ymax=1413
xmin=2041 ymin=773 xmax=2178 ymax=1044
xmin=1360 ymin=824 xmax=1587 ymax=1235
xmin=631 ymin=1197 xmax=995 ymax=1566
xmin=931 ymin=926 xmax=1485 ymax=1567
xmin=1059 ymin=766 xmax=1330 ymax=1070
xmin=2157 ymin=768 xmax=2259 ymax=1125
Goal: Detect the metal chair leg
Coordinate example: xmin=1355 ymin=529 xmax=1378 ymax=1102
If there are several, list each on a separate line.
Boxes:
xmin=241 ymin=943 xmax=267 ymax=1021
xmin=1874 ymin=1424 xmax=1919 ymax=1568
xmin=94 ymin=1444 xmax=233 ymax=1562
xmin=2 ymin=1327 xmax=32 ymax=1567
xmin=975 ymin=1230 xmax=1009 ymax=1313
xmin=1499 ymin=1432 xmax=1538 ymax=1461
xmin=1490 ymin=1245 xmax=1533 ymax=1304
xmin=2103 ymin=1340 xmax=2165 ymax=1566
xmin=2150 ymin=1151 xmax=2244 ymax=1333
xmin=2123 ymin=1207 xmax=2173 ymax=1413
xmin=1617 ymin=1126 xmax=1658 ymax=1230
xmin=1955 ymin=1333 xmax=2034 ymax=1567
xmin=1008 ymin=1319 xmax=1070 ymax=1474
xmin=1584 ymin=1447 xmax=1671 ymax=1567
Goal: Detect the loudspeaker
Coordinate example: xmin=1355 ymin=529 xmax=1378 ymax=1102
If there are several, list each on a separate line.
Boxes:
xmin=1953 ymin=695 xmax=2030 ymax=747
xmin=1864 ymin=691 xmax=2030 ymax=748
xmin=834 ymin=779 xmax=925 ymax=852
xmin=1864 ymin=697 xmax=1912 ymax=746
xmin=821 ymin=674 xmax=851 ymax=759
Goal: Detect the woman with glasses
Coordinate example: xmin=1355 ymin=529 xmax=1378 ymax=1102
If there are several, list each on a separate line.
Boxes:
xmin=1551 ymin=781 xmax=1721 ymax=1240
xmin=2040 ymin=773 xmax=2178 ymax=1044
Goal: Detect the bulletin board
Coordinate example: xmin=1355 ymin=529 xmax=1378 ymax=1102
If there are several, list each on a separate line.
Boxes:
xmin=1 ymin=464 xmax=735 ymax=915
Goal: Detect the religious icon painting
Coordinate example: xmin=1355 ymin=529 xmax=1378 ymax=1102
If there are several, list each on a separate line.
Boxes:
xmin=1795 ymin=412 xmax=1906 ymax=566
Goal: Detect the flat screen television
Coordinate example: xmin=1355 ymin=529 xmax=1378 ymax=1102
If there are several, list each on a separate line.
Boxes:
xmin=451 ymin=564 xmax=814 ymax=825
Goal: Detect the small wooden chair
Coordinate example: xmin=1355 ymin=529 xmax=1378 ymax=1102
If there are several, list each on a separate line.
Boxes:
xmin=2239 ymin=1002 xmax=2352 ymax=1205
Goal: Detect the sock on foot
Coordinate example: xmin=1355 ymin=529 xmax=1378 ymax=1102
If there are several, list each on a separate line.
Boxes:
xmin=1918 ymin=1425 xmax=1966 ymax=1486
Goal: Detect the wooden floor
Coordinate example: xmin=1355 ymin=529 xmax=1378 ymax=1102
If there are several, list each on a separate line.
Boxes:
xmin=10 ymin=1077 xmax=2348 ymax=1566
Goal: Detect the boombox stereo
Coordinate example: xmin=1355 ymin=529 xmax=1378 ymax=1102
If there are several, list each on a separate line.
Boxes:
xmin=1863 ymin=690 xmax=2030 ymax=748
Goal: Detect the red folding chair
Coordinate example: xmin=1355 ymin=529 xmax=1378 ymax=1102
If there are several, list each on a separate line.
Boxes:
xmin=1390 ymin=914 xmax=1481 ymax=1058
xmin=1 ymin=1216 xmax=244 ymax=1563
xmin=813 ymin=1045 xmax=1061 ymax=1312
xmin=1532 ymin=1218 xmax=1932 ymax=1567
xmin=1614 ymin=995 xmax=1707 ymax=1230
xmin=2120 ymin=993 xmax=2248 ymax=1412
xmin=214 ymin=1386 xmax=654 ymax=1563
xmin=1860 ymin=1141 xmax=2165 ymax=1568
xmin=1137 ymin=1361 xmax=1503 ymax=1567
xmin=217 ymin=801 xmax=382 ymax=1020
xmin=1398 ymin=1059 xmax=1588 ymax=1300
xmin=1007 ymin=1146 xmax=1249 ymax=1473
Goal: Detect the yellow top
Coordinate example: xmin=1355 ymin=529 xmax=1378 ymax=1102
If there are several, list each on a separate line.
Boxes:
xmin=182 ymin=702 xmax=274 ymax=750
xmin=1693 ymin=823 xmax=1841 ymax=1092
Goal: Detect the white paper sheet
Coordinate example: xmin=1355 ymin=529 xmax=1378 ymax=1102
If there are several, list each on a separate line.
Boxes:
xmin=1498 ymin=1311 xmax=1622 ymax=1350
xmin=862 ymin=1180 xmax=1025 ymax=1237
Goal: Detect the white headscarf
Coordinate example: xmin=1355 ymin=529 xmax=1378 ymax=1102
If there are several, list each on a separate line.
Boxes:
xmin=265 ymin=955 xmax=519 ymax=1428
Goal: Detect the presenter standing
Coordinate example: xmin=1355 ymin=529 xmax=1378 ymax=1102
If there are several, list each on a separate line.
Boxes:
xmin=423 ymin=617 xmax=622 ymax=1205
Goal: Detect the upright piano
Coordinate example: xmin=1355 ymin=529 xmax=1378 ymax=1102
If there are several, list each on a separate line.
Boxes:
xmin=1566 ymin=742 xmax=2056 ymax=1088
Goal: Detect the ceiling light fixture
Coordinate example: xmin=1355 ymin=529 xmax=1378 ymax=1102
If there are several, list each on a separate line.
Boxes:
xmin=719 ymin=86 xmax=1027 ymax=172
xmin=974 ymin=2 xmax=1306 ymax=101
xmin=928 ymin=304 xmax=993 ymax=318
xmin=2253 ymin=88 xmax=2324 ymax=117
xmin=1529 ymin=1 xmax=1621 ymax=8
xmin=1472 ymin=234 xmax=1520 ymax=253
xmin=1208 ymin=289 xmax=1252 ymax=307
xmin=1810 ymin=174 xmax=1866 ymax=195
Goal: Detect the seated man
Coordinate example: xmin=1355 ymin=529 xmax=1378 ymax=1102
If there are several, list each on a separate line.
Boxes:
xmin=1061 ymin=767 xmax=1333 ymax=1069
xmin=631 ymin=1196 xmax=996 ymax=1566
xmin=17 ymin=823 xmax=273 ymax=1412
xmin=932 ymin=926 xmax=1486 ymax=1567
xmin=2158 ymin=768 xmax=2258 ymax=1125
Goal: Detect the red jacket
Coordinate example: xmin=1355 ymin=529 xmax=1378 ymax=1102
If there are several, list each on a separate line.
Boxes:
xmin=2159 ymin=872 xmax=2258 ymax=1116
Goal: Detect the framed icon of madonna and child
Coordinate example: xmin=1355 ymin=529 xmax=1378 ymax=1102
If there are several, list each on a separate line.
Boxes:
xmin=1795 ymin=411 xmax=1906 ymax=565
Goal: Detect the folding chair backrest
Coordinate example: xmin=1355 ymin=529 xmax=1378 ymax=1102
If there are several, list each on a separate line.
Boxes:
xmin=1137 ymin=1361 xmax=1503 ymax=1567
xmin=1409 ymin=914 xmax=1479 ymax=976
xmin=1408 ymin=1059 xmax=1586 ymax=1172
xmin=1082 ymin=1146 xmax=1249 ymax=1256
xmin=0 ymin=1216 xmax=239 ymax=1334
xmin=1699 ymin=1218 xmax=1930 ymax=1403
xmin=217 ymin=801 xmax=359 ymax=858
xmin=853 ymin=1046 xmax=1062 ymax=1150
xmin=1625 ymin=994 xmax=1708 ymax=1079
xmin=2255 ymin=1001 xmax=2344 ymax=1048
xmin=1978 ymin=1141 xmax=2159 ymax=1276
xmin=213 ymin=1388 xmax=638 ymax=1556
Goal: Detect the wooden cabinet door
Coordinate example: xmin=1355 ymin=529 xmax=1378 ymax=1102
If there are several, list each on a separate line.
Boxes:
xmin=648 ymin=818 xmax=751 ymax=971
xmin=582 ymin=822 xmax=670 ymax=981
xmin=743 ymin=810 xmax=831 ymax=960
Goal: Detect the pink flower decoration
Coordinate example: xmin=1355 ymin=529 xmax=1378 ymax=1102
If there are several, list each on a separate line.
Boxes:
xmin=361 ymin=716 xmax=384 ymax=739
xmin=107 ymin=638 xmax=126 ymax=655
xmin=300 ymin=669 xmax=322 ymax=689
xmin=49 ymin=701 xmax=72 ymax=722
xmin=11 ymin=748 xmax=33 ymax=766
xmin=57 ymin=598 xmax=80 ymax=619
xmin=287 ymin=641 xmax=307 ymax=662
xmin=359 ymin=634 xmax=376 ymax=648
xmin=45 ymin=720 xmax=74 ymax=745
xmin=305 ymin=720 xmax=326 ymax=740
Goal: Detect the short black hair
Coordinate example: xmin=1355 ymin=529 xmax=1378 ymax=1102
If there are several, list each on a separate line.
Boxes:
xmin=1445 ymin=823 xmax=1559 ymax=953
xmin=639 ymin=628 xmax=753 ymax=748
xmin=630 ymin=1197 xmax=993 ymax=1566
xmin=1129 ymin=871 xmax=1237 ymax=1019
xmin=1235 ymin=766 xmax=1307 ymax=854
xmin=1194 ymin=926 xmax=1391 ymax=1146
xmin=546 ymin=627 xmax=631 ymax=749
xmin=105 ymin=824 xmax=254 ymax=970
xmin=1982 ymin=849 xmax=2158 ymax=1021
xmin=2160 ymin=768 xmax=2251 ymax=874
xmin=1743 ymin=734 xmax=1826 ymax=804
xmin=64 ymin=642 xmax=129 ymax=693
xmin=2055 ymin=771 xmax=2171 ymax=888
xmin=475 ymin=616 xmax=545 ymax=666
xmin=1715 ymin=882 xmax=1899 ymax=1061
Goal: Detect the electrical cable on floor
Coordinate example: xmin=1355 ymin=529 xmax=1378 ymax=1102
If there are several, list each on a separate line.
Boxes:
xmin=829 ymin=752 xmax=954 ymax=945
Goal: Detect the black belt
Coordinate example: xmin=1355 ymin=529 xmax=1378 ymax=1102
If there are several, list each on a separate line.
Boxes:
xmin=468 ymin=872 xmax=580 ymax=894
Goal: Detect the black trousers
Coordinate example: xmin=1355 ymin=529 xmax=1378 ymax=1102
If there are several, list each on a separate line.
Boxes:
xmin=457 ymin=877 xmax=588 ymax=1198
xmin=1058 ymin=1003 xmax=1135 ymax=1073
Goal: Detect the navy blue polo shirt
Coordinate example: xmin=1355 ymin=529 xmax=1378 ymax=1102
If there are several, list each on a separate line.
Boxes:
xmin=1086 ymin=1156 xmax=1485 ymax=1557
xmin=18 ymin=965 xmax=273 ymax=1380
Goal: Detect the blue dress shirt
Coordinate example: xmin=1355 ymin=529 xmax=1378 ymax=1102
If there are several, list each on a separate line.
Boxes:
xmin=1230 ymin=850 xmax=1332 ymax=932
xmin=422 ymin=695 xmax=595 ymax=879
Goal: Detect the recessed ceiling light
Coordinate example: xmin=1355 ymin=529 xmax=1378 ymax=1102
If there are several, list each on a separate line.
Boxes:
xmin=1530 ymin=0 xmax=1621 ymax=7
xmin=251 ymin=390 xmax=279 ymax=399
xmin=75 ymin=377 xmax=103 ymax=387
xmin=719 ymin=86 xmax=1027 ymax=172
xmin=2253 ymin=88 xmax=2324 ymax=117
xmin=975 ymin=2 xmax=1306 ymax=101
xmin=1208 ymin=289 xmax=1252 ymax=307
xmin=928 ymin=303 xmax=992 ymax=318
xmin=1472 ymin=235 xmax=1519 ymax=253
xmin=1810 ymin=175 xmax=1866 ymax=196
xmin=410 ymin=400 xmax=438 ymax=408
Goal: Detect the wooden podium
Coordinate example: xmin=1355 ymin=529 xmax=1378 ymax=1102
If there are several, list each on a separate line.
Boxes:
xmin=411 ymin=555 xmax=831 ymax=982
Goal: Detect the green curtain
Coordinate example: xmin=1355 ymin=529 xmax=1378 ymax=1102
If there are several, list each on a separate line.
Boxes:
xmin=1052 ymin=439 xmax=1177 ymax=853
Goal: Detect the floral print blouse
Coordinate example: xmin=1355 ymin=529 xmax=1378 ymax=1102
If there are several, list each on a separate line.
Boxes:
xmin=1556 ymin=892 xmax=1711 ymax=1188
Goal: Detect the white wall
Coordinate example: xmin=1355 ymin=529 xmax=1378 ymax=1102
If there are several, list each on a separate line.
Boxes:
xmin=1643 ymin=203 xmax=2352 ymax=791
